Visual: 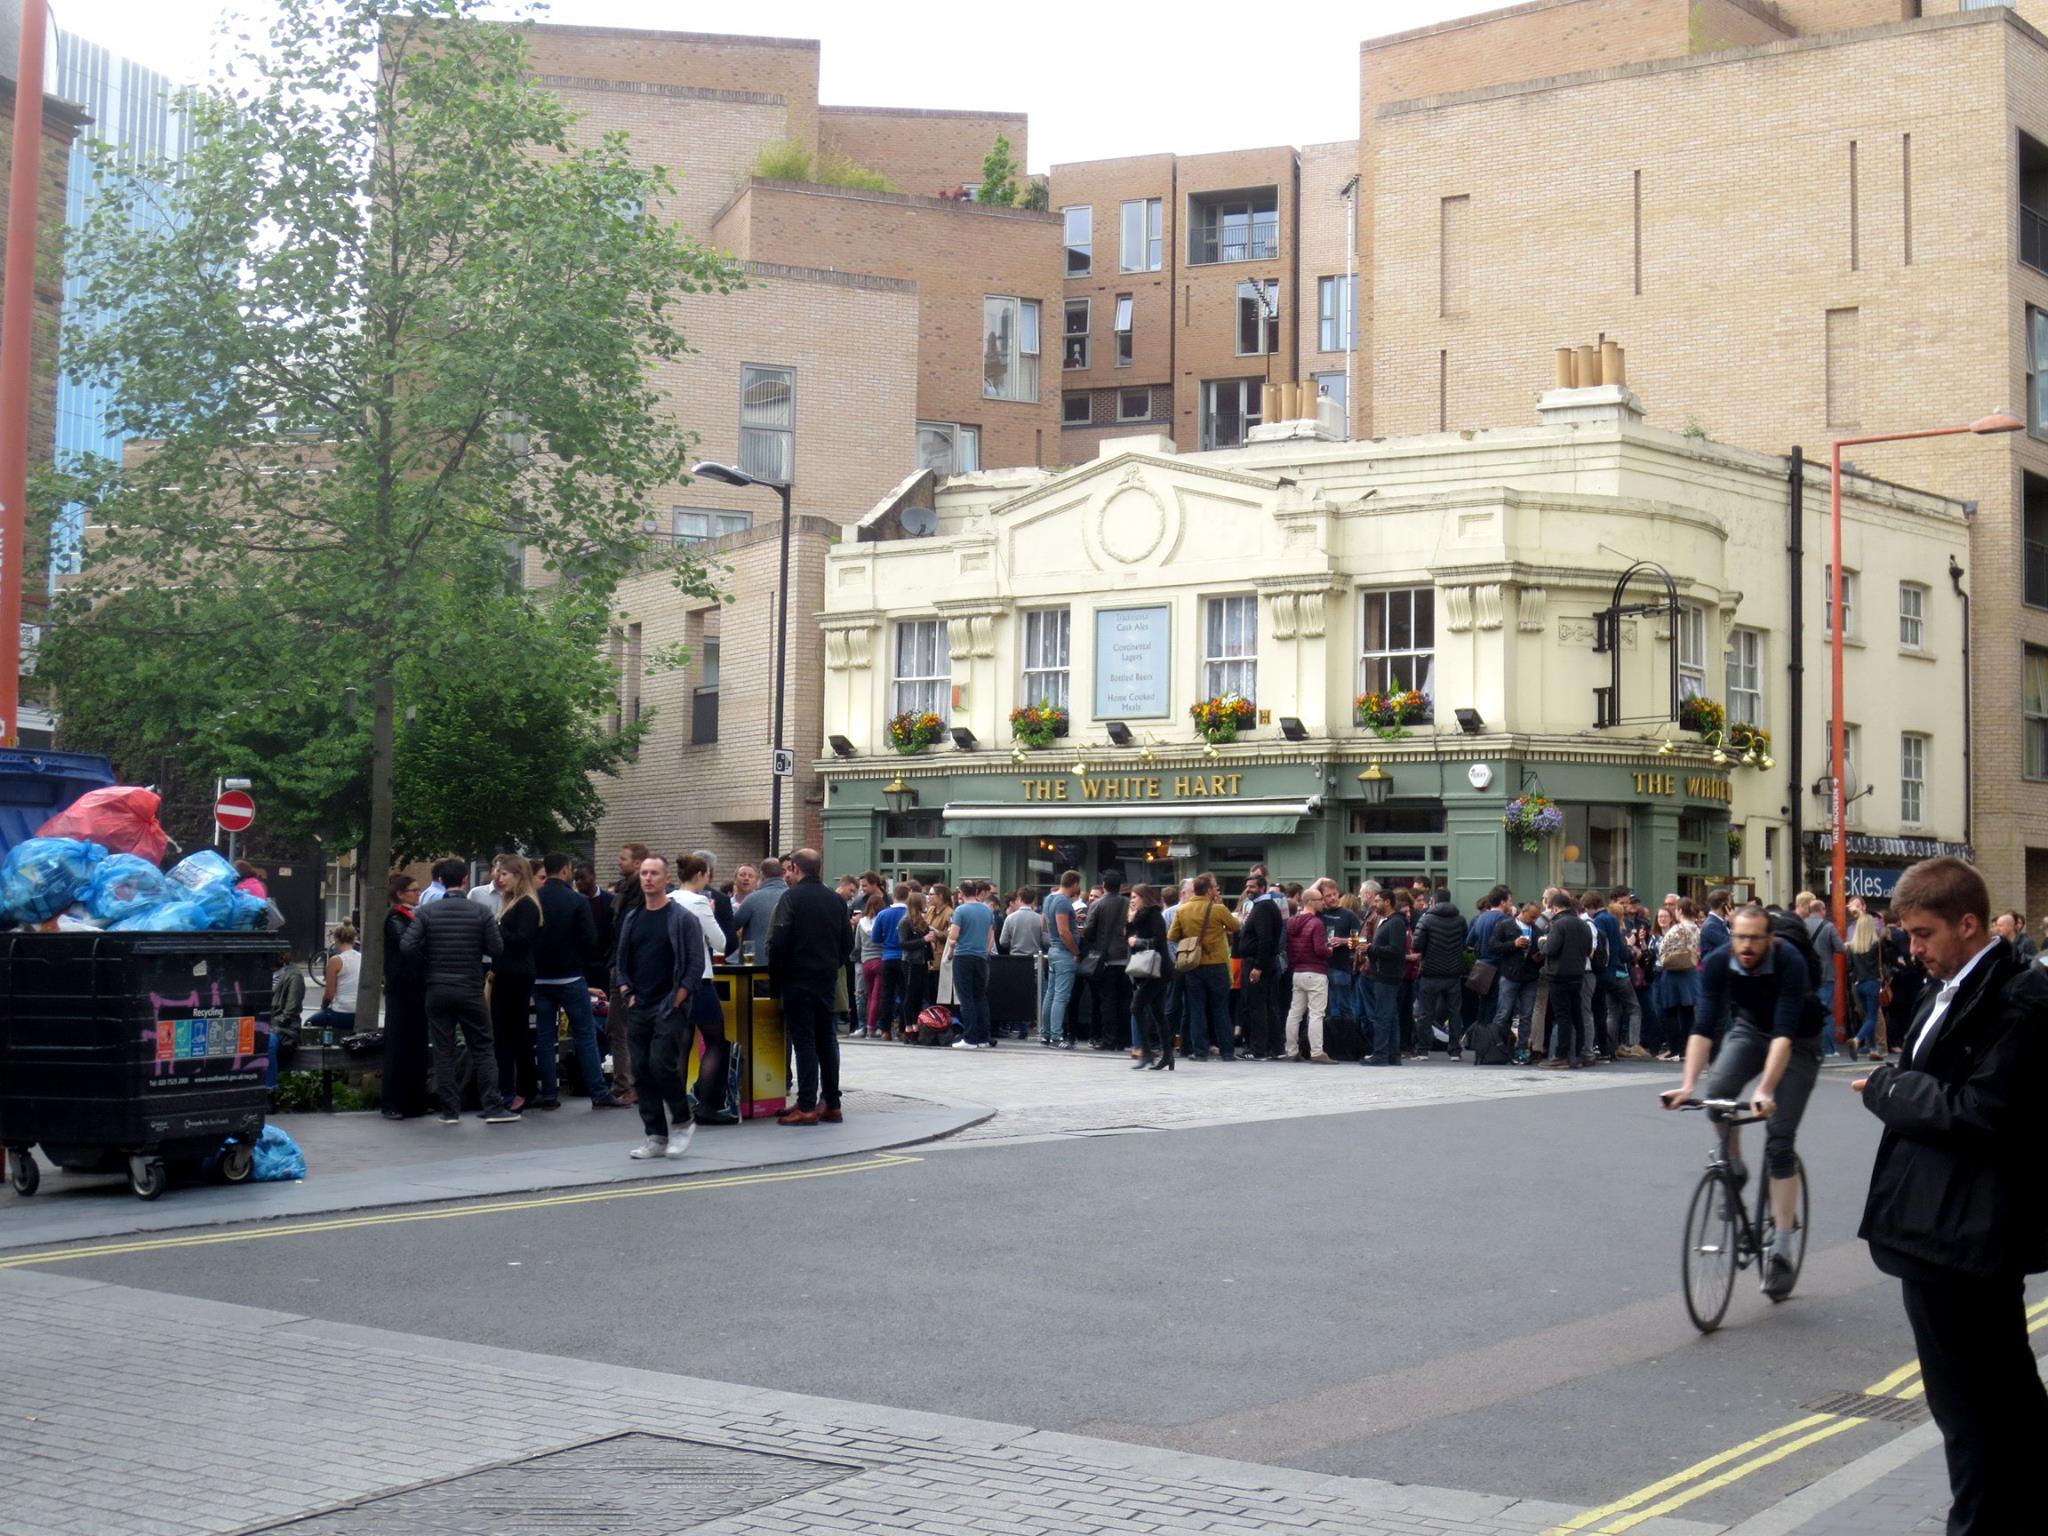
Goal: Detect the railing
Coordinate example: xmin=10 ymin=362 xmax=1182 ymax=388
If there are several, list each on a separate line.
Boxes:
xmin=1188 ymin=233 xmax=1279 ymax=266
xmin=2028 ymin=539 xmax=2048 ymax=608
xmin=2023 ymin=202 xmax=2048 ymax=275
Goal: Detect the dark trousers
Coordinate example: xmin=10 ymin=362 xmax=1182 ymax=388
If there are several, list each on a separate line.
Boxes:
xmin=380 ymin=978 xmax=431 ymax=1117
xmin=1417 ymin=975 xmax=1462 ymax=1054
xmin=490 ymin=970 xmax=537 ymax=1103
xmin=784 ymin=980 xmax=841 ymax=1111
xmin=691 ymin=982 xmax=730 ymax=1117
xmin=1368 ymin=975 xmax=1402 ymax=1063
xmin=898 ymin=960 xmax=929 ymax=1034
xmin=1133 ymin=976 xmax=1170 ymax=1058
xmin=1090 ymin=964 xmax=1130 ymax=1050
xmin=1547 ymin=976 xmax=1586 ymax=1061
xmin=1241 ymin=969 xmax=1286 ymax=1056
xmin=626 ymin=1002 xmax=691 ymax=1138
xmin=1900 ymin=1270 xmax=2048 ymax=1534
xmin=1181 ymin=964 xmax=1229 ymax=1056
xmin=426 ymin=984 xmax=502 ymax=1117
xmin=880 ymin=958 xmax=908 ymax=1033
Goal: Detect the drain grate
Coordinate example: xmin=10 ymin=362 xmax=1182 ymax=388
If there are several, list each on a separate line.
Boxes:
xmin=1803 ymin=1390 xmax=1933 ymax=1425
xmin=249 ymin=1432 xmax=862 ymax=1534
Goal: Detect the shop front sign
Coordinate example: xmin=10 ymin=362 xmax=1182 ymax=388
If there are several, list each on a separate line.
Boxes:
xmin=1019 ymin=772 xmax=1246 ymax=801
xmin=1629 ymin=770 xmax=1732 ymax=803
xmin=1829 ymin=866 xmax=1902 ymax=899
xmin=1094 ymin=605 xmax=1171 ymax=719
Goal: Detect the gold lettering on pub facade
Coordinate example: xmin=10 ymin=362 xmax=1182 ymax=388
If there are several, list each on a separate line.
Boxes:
xmin=1629 ymin=771 xmax=1733 ymax=803
xmin=1017 ymin=774 xmax=1244 ymax=802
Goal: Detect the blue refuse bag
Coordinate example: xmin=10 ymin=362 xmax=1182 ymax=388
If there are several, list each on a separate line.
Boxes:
xmin=250 ymin=1125 xmax=306 ymax=1182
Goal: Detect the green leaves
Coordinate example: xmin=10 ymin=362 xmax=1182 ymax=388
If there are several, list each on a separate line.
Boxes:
xmin=49 ymin=0 xmax=739 ymax=871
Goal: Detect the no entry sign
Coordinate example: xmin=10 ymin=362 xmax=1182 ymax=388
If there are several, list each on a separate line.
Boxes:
xmin=213 ymin=789 xmax=256 ymax=833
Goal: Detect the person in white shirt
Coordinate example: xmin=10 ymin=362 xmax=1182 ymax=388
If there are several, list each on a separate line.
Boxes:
xmin=674 ymin=855 xmax=735 ymax=1125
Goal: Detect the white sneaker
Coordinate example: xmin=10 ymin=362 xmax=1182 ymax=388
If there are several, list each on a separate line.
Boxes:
xmin=629 ymin=1136 xmax=665 ymax=1160
xmin=950 ymin=1039 xmax=972 ymax=1049
xmin=665 ymin=1125 xmax=695 ymax=1159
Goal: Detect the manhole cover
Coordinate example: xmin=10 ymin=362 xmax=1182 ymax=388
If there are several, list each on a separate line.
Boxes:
xmin=248 ymin=1432 xmax=862 ymax=1534
xmin=1803 ymin=1390 xmax=1933 ymax=1425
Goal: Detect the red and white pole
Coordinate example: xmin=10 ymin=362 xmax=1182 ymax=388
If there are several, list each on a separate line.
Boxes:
xmin=0 ymin=0 xmax=50 ymax=748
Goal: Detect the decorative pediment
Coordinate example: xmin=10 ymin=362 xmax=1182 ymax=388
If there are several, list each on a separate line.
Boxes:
xmin=989 ymin=451 xmax=1288 ymax=579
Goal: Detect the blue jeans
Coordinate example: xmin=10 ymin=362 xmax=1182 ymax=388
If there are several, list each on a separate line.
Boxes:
xmin=1855 ymin=977 xmax=1882 ymax=1051
xmin=955 ymin=952 xmax=991 ymax=1044
xmin=534 ymin=978 xmax=608 ymax=1102
xmin=1493 ymin=975 xmax=1535 ymax=1047
xmin=1041 ymin=948 xmax=1076 ymax=1042
xmin=1368 ymin=975 xmax=1402 ymax=1062
xmin=1181 ymin=964 xmax=1229 ymax=1057
xmin=1327 ymin=968 xmax=1356 ymax=1025
xmin=1817 ymin=982 xmax=1839 ymax=1054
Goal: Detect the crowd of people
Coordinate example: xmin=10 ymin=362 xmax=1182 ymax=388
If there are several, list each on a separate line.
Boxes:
xmin=823 ymin=867 xmax=1984 ymax=1072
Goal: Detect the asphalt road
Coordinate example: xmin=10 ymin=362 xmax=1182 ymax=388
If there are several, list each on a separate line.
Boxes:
xmin=35 ymin=1064 xmax=2026 ymax=1528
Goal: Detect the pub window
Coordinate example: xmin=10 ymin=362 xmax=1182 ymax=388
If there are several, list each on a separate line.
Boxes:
xmin=1202 ymin=594 xmax=1258 ymax=702
xmin=1726 ymin=627 xmax=1764 ymax=726
xmin=892 ymin=619 xmax=951 ymax=718
xmin=1898 ymin=581 xmax=1927 ymax=651
xmin=1558 ymin=805 xmax=1630 ymax=890
xmin=1348 ymin=807 xmax=1447 ymax=835
xmin=1020 ymin=608 xmax=1071 ymax=712
xmin=1676 ymin=602 xmax=1707 ymax=698
xmin=1359 ymin=586 xmax=1436 ymax=708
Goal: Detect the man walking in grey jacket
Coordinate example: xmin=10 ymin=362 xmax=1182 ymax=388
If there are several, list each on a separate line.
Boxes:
xmin=614 ymin=855 xmax=708 ymax=1161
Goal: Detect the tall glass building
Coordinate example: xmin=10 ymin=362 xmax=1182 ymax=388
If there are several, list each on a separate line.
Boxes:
xmin=47 ymin=20 xmax=195 ymax=575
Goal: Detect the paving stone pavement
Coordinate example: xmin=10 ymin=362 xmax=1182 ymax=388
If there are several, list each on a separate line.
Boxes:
xmin=0 ymin=1267 xmax=1727 ymax=1536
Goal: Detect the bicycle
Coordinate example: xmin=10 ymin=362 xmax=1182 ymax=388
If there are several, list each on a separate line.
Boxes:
xmin=1675 ymin=1098 xmax=1810 ymax=1333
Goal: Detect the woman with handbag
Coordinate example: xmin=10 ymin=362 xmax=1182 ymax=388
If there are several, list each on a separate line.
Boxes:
xmin=1651 ymin=899 xmax=1702 ymax=1060
xmin=928 ymin=885 xmax=956 ymax=1019
xmin=1127 ymin=883 xmax=1172 ymax=1070
xmin=897 ymin=895 xmax=933 ymax=1041
xmin=1846 ymin=902 xmax=1886 ymax=1060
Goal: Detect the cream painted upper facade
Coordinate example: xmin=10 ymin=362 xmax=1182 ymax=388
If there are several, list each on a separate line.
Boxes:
xmin=819 ymin=390 xmax=1968 ymax=902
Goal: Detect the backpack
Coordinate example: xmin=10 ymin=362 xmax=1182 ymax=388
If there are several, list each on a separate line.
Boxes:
xmin=1769 ymin=911 xmax=1827 ymax=993
xmin=1464 ymin=1018 xmax=1514 ymax=1065
xmin=1659 ymin=921 xmax=1698 ymax=971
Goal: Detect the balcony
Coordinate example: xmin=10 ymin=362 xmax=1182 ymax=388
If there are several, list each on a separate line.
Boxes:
xmin=1187 ymin=189 xmax=1279 ymax=268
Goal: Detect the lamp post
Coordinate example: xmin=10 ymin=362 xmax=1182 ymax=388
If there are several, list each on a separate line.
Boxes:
xmin=0 ymin=0 xmax=50 ymax=748
xmin=1825 ymin=412 xmax=2020 ymax=1039
xmin=692 ymin=461 xmax=795 ymax=856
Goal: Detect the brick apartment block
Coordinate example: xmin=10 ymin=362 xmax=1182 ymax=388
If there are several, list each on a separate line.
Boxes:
xmin=1358 ymin=0 xmax=2048 ymax=908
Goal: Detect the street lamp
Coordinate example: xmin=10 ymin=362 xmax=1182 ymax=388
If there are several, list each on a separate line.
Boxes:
xmin=1826 ymin=411 xmax=2020 ymax=1039
xmin=693 ymin=459 xmax=795 ymax=855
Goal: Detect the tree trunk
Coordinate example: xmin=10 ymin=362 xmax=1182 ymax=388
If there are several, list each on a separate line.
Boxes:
xmin=355 ymin=669 xmax=397 ymax=1032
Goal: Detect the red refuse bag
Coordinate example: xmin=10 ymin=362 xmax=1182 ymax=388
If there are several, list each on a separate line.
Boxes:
xmin=36 ymin=785 xmax=169 ymax=865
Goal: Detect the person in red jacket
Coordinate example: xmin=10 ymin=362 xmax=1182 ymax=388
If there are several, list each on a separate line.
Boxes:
xmin=1284 ymin=885 xmax=1336 ymax=1061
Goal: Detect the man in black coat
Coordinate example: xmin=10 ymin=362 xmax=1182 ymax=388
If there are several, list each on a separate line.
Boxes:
xmin=770 ymin=848 xmax=854 ymax=1125
xmin=1364 ymin=890 xmax=1408 ymax=1066
xmin=1854 ymin=856 xmax=2048 ymax=1535
xmin=1539 ymin=891 xmax=1592 ymax=1069
xmin=1234 ymin=874 xmax=1286 ymax=1060
xmin=400 ymin=867 xmax=514 ymax=1124
xmin=1414 ymin=889 xmax=1469 ymax=1057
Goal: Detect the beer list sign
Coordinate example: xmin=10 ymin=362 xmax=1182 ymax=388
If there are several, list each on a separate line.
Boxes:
xmin=1094 ymin=605 xmax=1170 ymax=719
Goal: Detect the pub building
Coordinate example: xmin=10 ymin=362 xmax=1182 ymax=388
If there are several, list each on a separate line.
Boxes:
xmin=816 ymin=379 xmax=1968 ymax=910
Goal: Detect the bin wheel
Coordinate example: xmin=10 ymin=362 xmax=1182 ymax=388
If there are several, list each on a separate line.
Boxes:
xmin=128 ymin=1156 xmax=167 ymax=1201
xmin=218 ymin=1143 xmax=254 ymax=1185
xmin=7 ymin=1150 xmax=37 ymax=1197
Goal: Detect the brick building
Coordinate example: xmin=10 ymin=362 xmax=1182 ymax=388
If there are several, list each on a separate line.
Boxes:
xmin=521 ymin=24 xmax=1048 ymax=869
xmin=1357 ymin=0 xmax=2048 ymax=912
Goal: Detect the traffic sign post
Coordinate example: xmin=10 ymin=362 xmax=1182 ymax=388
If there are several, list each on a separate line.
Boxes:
xmin=213 ymin=787 xmax=255 ymax=861
xmin=771 ymin=748 xmax=795 ymax=779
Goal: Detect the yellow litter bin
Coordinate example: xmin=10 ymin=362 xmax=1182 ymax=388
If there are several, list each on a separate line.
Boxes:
xmin=704 ymin=963 xmax=788 ymax=1119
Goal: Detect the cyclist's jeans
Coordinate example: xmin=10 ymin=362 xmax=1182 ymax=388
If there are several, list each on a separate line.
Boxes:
xmin=1702 ymin=1020 xmax=1822 ymax=1179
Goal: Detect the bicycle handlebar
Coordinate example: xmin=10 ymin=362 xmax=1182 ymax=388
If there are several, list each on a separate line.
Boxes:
xmin=1672 ymin=1096 xmax=1769 ymax=1125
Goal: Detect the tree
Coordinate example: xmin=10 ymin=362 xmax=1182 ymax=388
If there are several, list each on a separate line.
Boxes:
xmin=975 ymin=133 xmax=1020 ymax=207
xmin=1018 ymin=177 xmax=1049 ymax=212
xmin=50 ymin=0 xmax=738 ymax=1026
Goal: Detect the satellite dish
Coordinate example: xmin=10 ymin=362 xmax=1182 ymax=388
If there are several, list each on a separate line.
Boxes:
xmin=899 ymin=505 xmax=938 ymax=537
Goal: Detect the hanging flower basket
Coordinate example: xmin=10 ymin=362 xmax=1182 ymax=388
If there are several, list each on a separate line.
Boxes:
xmin=1189 ymin=694 xmax=1256 ymax=744
xmin=1503 ymin=793 xmax=1564 ymax=855
xmin=1008 ymin=701 xmax=1068 ymax=748
xmin=1354 ymin=688 xmax=1429 ymax=741
xmin=887 ymin=710 xmax=945 ymax=754
xmin=1678 ymin=695 xmax=1725 ymax=736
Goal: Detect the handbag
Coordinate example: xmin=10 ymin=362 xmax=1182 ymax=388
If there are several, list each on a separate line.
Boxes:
xmin=1174 ymin=902 xmax=1218 ymax=974
xmin=1127 ymin=947 xmax=1164 ymax=981
xmin=1463 ymin=958 xmax=1498 ymax=995
xmin=1078 ymin=951 xmax=1103 ymax=980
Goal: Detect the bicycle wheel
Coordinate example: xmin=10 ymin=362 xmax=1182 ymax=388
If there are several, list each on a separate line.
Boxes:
xmin=1758 ymin=1154 xmax=1811 ymax=1300
xmin=1682 ymin=1169 xmax=1740 ymax=1333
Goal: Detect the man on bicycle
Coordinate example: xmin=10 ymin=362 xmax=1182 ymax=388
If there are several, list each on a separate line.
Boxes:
xmin=1662 ymin=904 xmax=1824 ymax=1298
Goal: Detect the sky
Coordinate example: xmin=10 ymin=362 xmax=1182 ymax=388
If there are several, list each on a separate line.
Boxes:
xmin=47 ymin=0 xmax=1503 ymax=170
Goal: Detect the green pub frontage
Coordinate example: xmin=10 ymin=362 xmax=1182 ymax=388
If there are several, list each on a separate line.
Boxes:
xmin=821 ymin=748 xmax=1735 ymax=907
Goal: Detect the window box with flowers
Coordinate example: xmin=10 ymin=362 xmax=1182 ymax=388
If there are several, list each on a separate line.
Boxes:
xmin=1189 ymin=693 xmax=1256 ymax=744
xmin=1008 ymin=701 xmax=1069 ymax=748
xmin=887 ymin=710 xmax=946 ymax=754
xmin=1677 ymin=695 xmax=1725 ymax=737
xmin=1727 ymin=721 xmax=1771 ymax=765
xmin=1355 ymin=688 xmax=1428 ymax=741
xmin=1502 ymin=793 xmax=1563 ymax=855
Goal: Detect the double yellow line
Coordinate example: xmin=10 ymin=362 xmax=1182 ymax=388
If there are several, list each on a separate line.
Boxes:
xmin=1542 ymin=1296 xmax=2048 ymax=1534
xmin=0 ymin=1151 xmax=922 ymax=1270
